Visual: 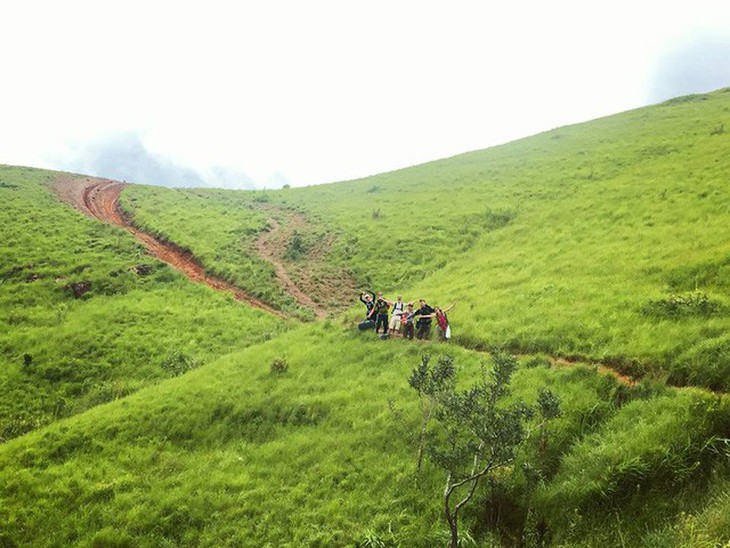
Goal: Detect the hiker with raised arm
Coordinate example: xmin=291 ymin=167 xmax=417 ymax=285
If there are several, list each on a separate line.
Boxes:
xmin=388 ymin=295 xmax=406 ymax=336
xmin=357 ymin=290 xmax=377 ymax=331
xmin=372 ymin=292 xmax=391 ymax=336
xmin=413 ymin=298 xmax=436 ymax=340
xmin=359 ymin=290 xmax=376 ymax=320
xmin=435 ymin=303 xmax=455 ymax=341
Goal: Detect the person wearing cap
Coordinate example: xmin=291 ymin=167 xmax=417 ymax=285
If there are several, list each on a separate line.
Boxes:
xmin=372 ymin=292 xmax=391 ymax=335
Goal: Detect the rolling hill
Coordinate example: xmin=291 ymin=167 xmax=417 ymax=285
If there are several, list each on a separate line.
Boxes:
xmin=1 ymin=88 xmax=730 ymax=547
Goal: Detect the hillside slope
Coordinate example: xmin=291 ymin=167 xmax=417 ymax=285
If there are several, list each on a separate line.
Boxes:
xmin=3 ymin=324 xmax=729 ymax=547
xmin=121 ymin=88 xmax=730 ymax=389
xmin=0 ymin=166 xmax=288 ymax=441
xmin=2 ymin=89 xmax=730 ymax=547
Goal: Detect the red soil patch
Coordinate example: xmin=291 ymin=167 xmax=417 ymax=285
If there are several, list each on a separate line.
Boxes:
xmin=253 ymin=208 xmax=358 ymax=319
xmin=255 ymin=216 xmax=326 ymax=319
xmin=52 ymin=175 xmax=286 ymax=319
xmin=552 ymin=356 xmax=637 ymax=386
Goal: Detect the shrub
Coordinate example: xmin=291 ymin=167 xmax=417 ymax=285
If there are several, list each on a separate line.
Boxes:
xmin=284 ymin=231 xmax=308 ymax=260
xmin=270 ymin=357 xmax=289 ymax=375
xmin=642 ymin=292 xmax=723 ymax=318
xmin=483 ymin=207 xmax=516 ymax=230
xmin=710 ymin=123 xmax=725 ymax=136
xmin=161 ymin=352 xmax=199 ymax=377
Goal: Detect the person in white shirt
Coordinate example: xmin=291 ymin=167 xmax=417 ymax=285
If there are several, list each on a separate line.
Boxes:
xmin=388 ymin=295 xmax=406 ymax=336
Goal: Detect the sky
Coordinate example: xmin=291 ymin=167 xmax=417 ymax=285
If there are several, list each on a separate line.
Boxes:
xmin=1 ymin=1 xmax=729 ymax=189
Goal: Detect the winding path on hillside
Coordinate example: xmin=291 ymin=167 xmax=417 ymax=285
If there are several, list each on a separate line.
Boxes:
xmin=255 ymin=217 xmax=327 ymax=319
xmin=52 ymin=175 xmax=287 ymax=319
xmin=50 ymin=176 xmax=677 ymax=391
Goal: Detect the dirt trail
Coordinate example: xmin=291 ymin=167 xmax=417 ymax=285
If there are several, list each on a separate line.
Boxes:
xmin=52 ymin=175 xmax=640 ymax=387
xmin=52 ymin=175 xmax=286 ymax=319
xmin=551 ymin=356 xmax=636 ymax=386
xmin=255 ymin=217 xmax=327 ymax=319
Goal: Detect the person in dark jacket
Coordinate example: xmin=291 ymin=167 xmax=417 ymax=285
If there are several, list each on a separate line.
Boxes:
xmin=372 ymin=293 xmax=391 ymax=335
xmin=359 ymin=291 xmax=376 ymax=320
xmin=413 ymin=299 xmax=435 ymax=340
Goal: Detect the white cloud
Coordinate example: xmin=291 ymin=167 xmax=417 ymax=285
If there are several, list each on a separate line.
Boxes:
xmin=1 ymin=1 xmax=729 ymax=187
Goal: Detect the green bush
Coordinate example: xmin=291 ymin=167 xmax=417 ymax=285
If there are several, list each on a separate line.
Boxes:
xmin=270 ymin=357 xmax=289 ymax=375
xmin=642 ymin=292 xmax=723 ymax=318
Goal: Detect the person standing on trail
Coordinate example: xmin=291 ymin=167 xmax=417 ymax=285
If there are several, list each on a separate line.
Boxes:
xmin=413 ymin=299 xmax=435 ymax=340
xmin=388 ymin=295 xmax=406 ymax=336
xmin=373 ymin=292 xmax=391 ymax=335
xmin=359 ymin=291 xmax=376 ymax=320
xmin=401 ymin=302 xmax=417 ymax=340
xmin=434 ymin=303 xmax=455 ymax=341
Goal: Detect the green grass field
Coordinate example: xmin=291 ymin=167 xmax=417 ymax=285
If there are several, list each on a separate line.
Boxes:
xmin=2 ymin=88 xmax=730 ymax=546
xmin=0 ymin=166 xmax=288 ymax=442
xmin=120 ymin=88 xmax=730 ymax=389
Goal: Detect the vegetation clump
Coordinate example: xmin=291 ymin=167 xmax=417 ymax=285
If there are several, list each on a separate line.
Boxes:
xmin=284 ymin=231 xmax=308 ymax=261
xmin=270 ymin=356 xmax=289 ymax=375
xmin=642 ymin=291 xmax=723 ymax=318
xmin=406 ymin=353 xmax=560 ymax=547
xmin=161 ymin=351 xmax=199 ymax=377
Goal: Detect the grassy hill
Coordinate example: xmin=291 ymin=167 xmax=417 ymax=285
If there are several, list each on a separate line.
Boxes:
xmin=0 ymin=166 xmax=288 ymax=441
xmin=122 ymin=88 xmax=730 ymax=389
xmin=2 ymin=88 xmax=730 ymax=547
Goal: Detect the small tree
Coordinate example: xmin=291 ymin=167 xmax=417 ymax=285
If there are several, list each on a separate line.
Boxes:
xmin=408 ymin=352 xmax=545 ymax=548
xmin=408 ymin=355 xmax=456 ymax=474
xmin=536 ymin=387 xmax=562 ymax=461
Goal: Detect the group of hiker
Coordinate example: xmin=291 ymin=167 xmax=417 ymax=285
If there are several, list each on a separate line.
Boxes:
xmin=358 ymin=291 xmax=454 ymax=341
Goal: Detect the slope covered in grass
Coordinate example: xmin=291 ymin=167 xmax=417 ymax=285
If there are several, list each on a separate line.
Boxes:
xmin=117 ymin=187 xmax=303 ymax=314
xmin=0 ymin=166 xmax=288 ymax=441
xmin=119 ymin=88 xmax=730 ymax=388
xmin=268 ymin=89 xmax=730 ymax=390
xmin=3 ymin=89 xmax=730 ymax=547
xmin=4 ymin=322 xmax=726 ymax=547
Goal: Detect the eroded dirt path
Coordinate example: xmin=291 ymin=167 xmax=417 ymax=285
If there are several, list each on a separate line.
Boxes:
xmin=50 ymin=176 xmax=657 ymax=388
xmin=551 ymin=356 xmax=636 ymax=386
xmin=53 ymin=175 xmax=286 ymax=319
xmin=255 ymin=217 xmax=327 ymax=319
xmin=252 ymin=206 xmax=358 ymax=320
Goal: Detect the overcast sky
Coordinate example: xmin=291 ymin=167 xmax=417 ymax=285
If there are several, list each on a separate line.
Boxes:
xmin=1 ymin=1 xmax=729 ymax=188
